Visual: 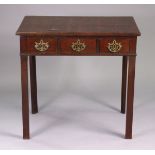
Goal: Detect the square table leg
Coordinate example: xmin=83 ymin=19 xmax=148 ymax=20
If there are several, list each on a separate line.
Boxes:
xmin=29 ymin=56 xmax=38 ymax=114
xmin=121 ymin=56 xmax=128 ymax=114
xmin=125 ymin=56 xmax=136 ymax=139
xmin=20 ymin=55 xmax=30 ymax=139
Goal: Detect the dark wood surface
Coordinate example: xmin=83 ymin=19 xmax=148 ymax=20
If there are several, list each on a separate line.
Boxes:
xmin=29 ymin=56 xmax=38 ymax=114
xmin=16 ymin=16 xmax=141 ymax=36
xmin=27 ymin=37 xmax=57 ymax=54
xmin=121 ymin=56 xmax=128 ymax=114
xmin=125 ymin=56 xmax=136 ymax=139
xmin=20 ymin=36 xmax=137 ymax=56
xmin=60 ymin=38 xmax=97 ymax=55
xmin=20 ymin=55 xmax=29 ymax=139
xmin=17 ymin=16 xmax=140 ymax=139
xmin=100 ymin=37 xmax=129 ymax=54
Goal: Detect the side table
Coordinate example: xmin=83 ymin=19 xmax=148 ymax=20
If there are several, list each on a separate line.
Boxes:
xmin=16 ymin=16 xmax=141 ymax=139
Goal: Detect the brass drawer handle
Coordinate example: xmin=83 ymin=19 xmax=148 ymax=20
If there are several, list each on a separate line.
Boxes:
xmin=108 ymin=40 xmax=122 ymax=53
xmin=71 ymin=39 xmax=86 ymax=52
xmin=34 ymin=40 xmax=49 ymax=52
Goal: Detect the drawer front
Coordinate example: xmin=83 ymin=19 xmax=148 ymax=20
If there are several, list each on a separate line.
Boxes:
xmin=60 ymin=38 xmax=97 ymax=55
xmin=27 ymin=37 xmax=57 ymax=55
xmin=100 ymin=38 xmax=130 ymax=54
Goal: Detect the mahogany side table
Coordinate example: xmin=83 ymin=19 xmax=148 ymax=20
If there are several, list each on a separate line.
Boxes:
xmin=16 ymin=16 xmax=141 ymax=139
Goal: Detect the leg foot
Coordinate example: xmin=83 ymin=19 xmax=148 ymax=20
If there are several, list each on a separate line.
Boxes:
xmin=21 ymin=55 xmax=30 ymax=139
xmin=125 ymin=56 xmax=136 ymax=139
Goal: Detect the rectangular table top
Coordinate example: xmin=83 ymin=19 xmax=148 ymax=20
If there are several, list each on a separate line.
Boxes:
xmin=16 ymin=16 xmax=141 ymax=37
